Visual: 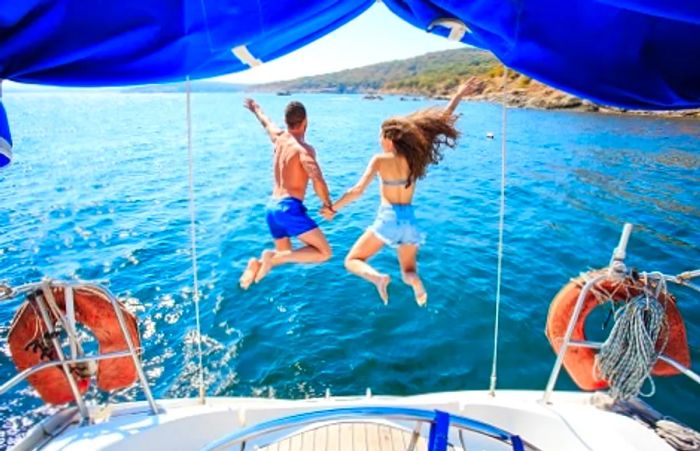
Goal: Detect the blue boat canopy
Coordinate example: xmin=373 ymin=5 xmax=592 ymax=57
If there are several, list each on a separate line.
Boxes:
xmin=0 ymin=100 xmax=11 ymax=167
xmin=1 ymin=0 xmax=699 ymax=109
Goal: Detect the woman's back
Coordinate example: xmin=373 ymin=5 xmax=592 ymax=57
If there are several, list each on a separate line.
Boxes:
xmin=330 ymin=81 xmax=471 ymax=306
xmin=376 ymin=153 xmax=415 ymax=205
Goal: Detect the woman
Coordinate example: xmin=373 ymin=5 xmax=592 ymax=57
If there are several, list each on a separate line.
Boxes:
xmin=329 ymin=81 xmax=474 ymax=305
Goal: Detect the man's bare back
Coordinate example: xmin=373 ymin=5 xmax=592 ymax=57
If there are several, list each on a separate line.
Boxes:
xmin=272 ymin=132 xmax=320 ymax=201
xmin=239 ymin=98 xmax=334 ymax=289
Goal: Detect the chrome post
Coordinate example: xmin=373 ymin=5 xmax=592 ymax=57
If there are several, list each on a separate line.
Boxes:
xmin=0 ymin=351 xmax=132 ymax=396
xmin=652 ymin=357 xmax=700 ymax=385
xmin=542 ymin=274 xmax=606 ymax=403
xmin=32 ymin=292 xmax=90 ymax=419
xmin=657 ymin=271 xmax=700 ymax=294
xmin=542 ymin=223 xmax=633 ymax=403
xmin=102 ymin=286 xmax=159 ymax=414
xmin=569 ymin=340 xmax=700 ymax=386
xmin=608 ymin=223 xmax=634 ymax=272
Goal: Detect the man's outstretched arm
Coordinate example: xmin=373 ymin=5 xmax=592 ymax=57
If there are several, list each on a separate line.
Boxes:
xmin=299 ymin=146 xmax=332 ymax=209
xmin=244 ymin=98 xmax=283 ymax=143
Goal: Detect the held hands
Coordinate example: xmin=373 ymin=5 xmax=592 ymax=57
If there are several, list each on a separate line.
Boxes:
xmin=243 ymin=98 xmax=259 ymax=113
xmin=320 ymin=205 xmax=336 ymax=221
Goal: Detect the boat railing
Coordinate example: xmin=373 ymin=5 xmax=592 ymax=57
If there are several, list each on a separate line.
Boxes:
xmin=0 ymin=279 xmax=158 ymax=421
xmin=201 ymin=406 xmax=538 ymax=451
xmin=543 ymin=223 xmax=700 ymax=403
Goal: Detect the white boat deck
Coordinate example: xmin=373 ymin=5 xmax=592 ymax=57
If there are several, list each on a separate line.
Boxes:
xmin=14 ymin=390 xmax=680 ymax=451
xmin=257 ymin=421 xmax=460 ymax=451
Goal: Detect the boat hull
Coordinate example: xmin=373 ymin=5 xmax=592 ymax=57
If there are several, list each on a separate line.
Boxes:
xmin=12 ymin=390 xmax=682 ymax=451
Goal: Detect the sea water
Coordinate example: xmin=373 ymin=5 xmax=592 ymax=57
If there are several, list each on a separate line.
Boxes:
xmin=0 ymin=92 xmax=698 ymax=447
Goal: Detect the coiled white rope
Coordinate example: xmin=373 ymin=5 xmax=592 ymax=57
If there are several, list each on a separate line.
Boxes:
xmin=595 ymin=277 xmax=669 ymax=400
xmin=185 ymin=77 xmax=206 ymax=403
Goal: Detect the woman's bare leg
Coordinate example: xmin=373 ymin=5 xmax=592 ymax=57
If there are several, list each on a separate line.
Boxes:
xmin=397 ymin=244 xmax=427 ymax=306
xmin=344 ymin=230 xmax=390 ymax=304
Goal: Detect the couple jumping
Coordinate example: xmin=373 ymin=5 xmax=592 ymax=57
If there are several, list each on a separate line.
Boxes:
xmin=239 ymin=81 xmax=475 ymax=305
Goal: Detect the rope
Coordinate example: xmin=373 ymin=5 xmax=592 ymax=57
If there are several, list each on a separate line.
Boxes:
xmin=591 ymin=393 xmax=700 ymax=450
xmin=655 ymin=420 xmax=700 ymax=450
xmin=489 ymin=65 xmax=508 ymax=396
xmin=40 ymin=282 xmax=84 ymax=358
xmin=185 ymin=77 xmax=206 ymax=403
xmin=595 ymin=277 xmax=669 ymax=400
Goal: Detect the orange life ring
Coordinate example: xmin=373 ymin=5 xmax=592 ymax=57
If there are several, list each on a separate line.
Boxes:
xmin=8 ymin=285 xmax=140 ymax=405
xmin=545 ymin=273 xmax=690 ymax=390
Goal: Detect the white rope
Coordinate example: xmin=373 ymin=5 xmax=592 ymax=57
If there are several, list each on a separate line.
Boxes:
xmin=185 ymin=77 xmax=206 ymax=403
xmin=655 ymin=420 xmax=700 ymax=450
xmin=65 ymin=286 xmax=77 ymax=360
xmin=41 ymin=282 xmax=81 ymax=351
xmin=489 ymin=65 xmax=508 ymax=396
xmin=595 ymin=276 xmax=669 ymax=400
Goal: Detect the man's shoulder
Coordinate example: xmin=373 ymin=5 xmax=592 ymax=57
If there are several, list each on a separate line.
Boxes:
xmin=300 ymin=142 xmax=316 ymax=155
xmin=276 ymin=133 xmax=299 ymax=151
xmin=286 ymin=140 xmax=315 ymax=157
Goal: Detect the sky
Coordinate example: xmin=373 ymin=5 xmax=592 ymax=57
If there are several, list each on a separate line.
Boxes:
xmin=2 ymin=3 xmax=464 ymax=90
xmin=217 ymin=3 xmax=464 ymax=84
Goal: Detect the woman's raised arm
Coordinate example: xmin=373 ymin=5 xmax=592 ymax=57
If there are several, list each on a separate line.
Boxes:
xmin=443 ymin=78 xmax=480 ymax=116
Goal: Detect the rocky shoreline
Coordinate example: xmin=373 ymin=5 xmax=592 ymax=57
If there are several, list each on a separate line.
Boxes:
xmin=387 ymin=76 xmax=700 ymax=118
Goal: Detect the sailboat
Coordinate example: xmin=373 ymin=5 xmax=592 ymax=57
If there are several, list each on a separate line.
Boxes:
xmin=1 ymin=1 xmax=699 ymax=450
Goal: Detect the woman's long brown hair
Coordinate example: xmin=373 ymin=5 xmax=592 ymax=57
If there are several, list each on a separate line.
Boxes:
xmin=381 ymin=108 xmax=459 ymax=187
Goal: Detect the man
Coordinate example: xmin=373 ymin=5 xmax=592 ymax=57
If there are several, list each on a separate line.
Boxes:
xmin=239 ymin=98 xmax=335 ymax=289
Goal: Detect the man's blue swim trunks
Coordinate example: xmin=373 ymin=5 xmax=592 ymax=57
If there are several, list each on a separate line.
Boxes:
xmin=266 ymin=197 xmax=318 ymax=239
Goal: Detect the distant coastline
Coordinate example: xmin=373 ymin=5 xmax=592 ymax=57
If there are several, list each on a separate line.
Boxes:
xmin=252 ymin=48 xmax=699 ymax=118
xmin=5 ymin=49 xmax=697 ymax=118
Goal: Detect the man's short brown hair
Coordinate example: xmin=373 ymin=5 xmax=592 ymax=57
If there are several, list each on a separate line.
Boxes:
xmin=284 ymin=101 xmax=306 ymax=129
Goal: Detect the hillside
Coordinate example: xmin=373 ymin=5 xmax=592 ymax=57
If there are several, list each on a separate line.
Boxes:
xmin=257 ymin=48 xmax=495 ymax=95
xmin=254 ymin=49 xmax=699 ymax=117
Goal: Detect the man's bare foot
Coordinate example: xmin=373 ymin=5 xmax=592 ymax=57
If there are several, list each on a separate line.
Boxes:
xmin=239 ymin=258 xmax=260 ymax=290
xmin=254 ymin=250 xmax=274 ymax=284
xmin=374 ymin=274 xmax=390 ymax=305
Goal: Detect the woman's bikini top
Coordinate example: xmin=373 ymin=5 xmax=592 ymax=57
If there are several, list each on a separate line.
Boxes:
xmin=381 ymin=178 xmax=409 ymax=187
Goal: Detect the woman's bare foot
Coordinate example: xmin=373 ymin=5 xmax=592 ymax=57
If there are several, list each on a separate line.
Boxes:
xmin=413 ymin=285 xmax=428 ymax=307
xmin=239 ymin=258 xmax=260 ymax=290
xmin=254 ymin=250 xmax=275 ymax=284
xmin=403 ymin=273 xmax=427 ymax=306
xmin=374 ymin=274 xmax=390 ymax=305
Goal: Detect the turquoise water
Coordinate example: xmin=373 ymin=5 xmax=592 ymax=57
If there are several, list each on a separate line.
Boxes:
xmin=0 ymin=92 xmax=698 ymax=446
